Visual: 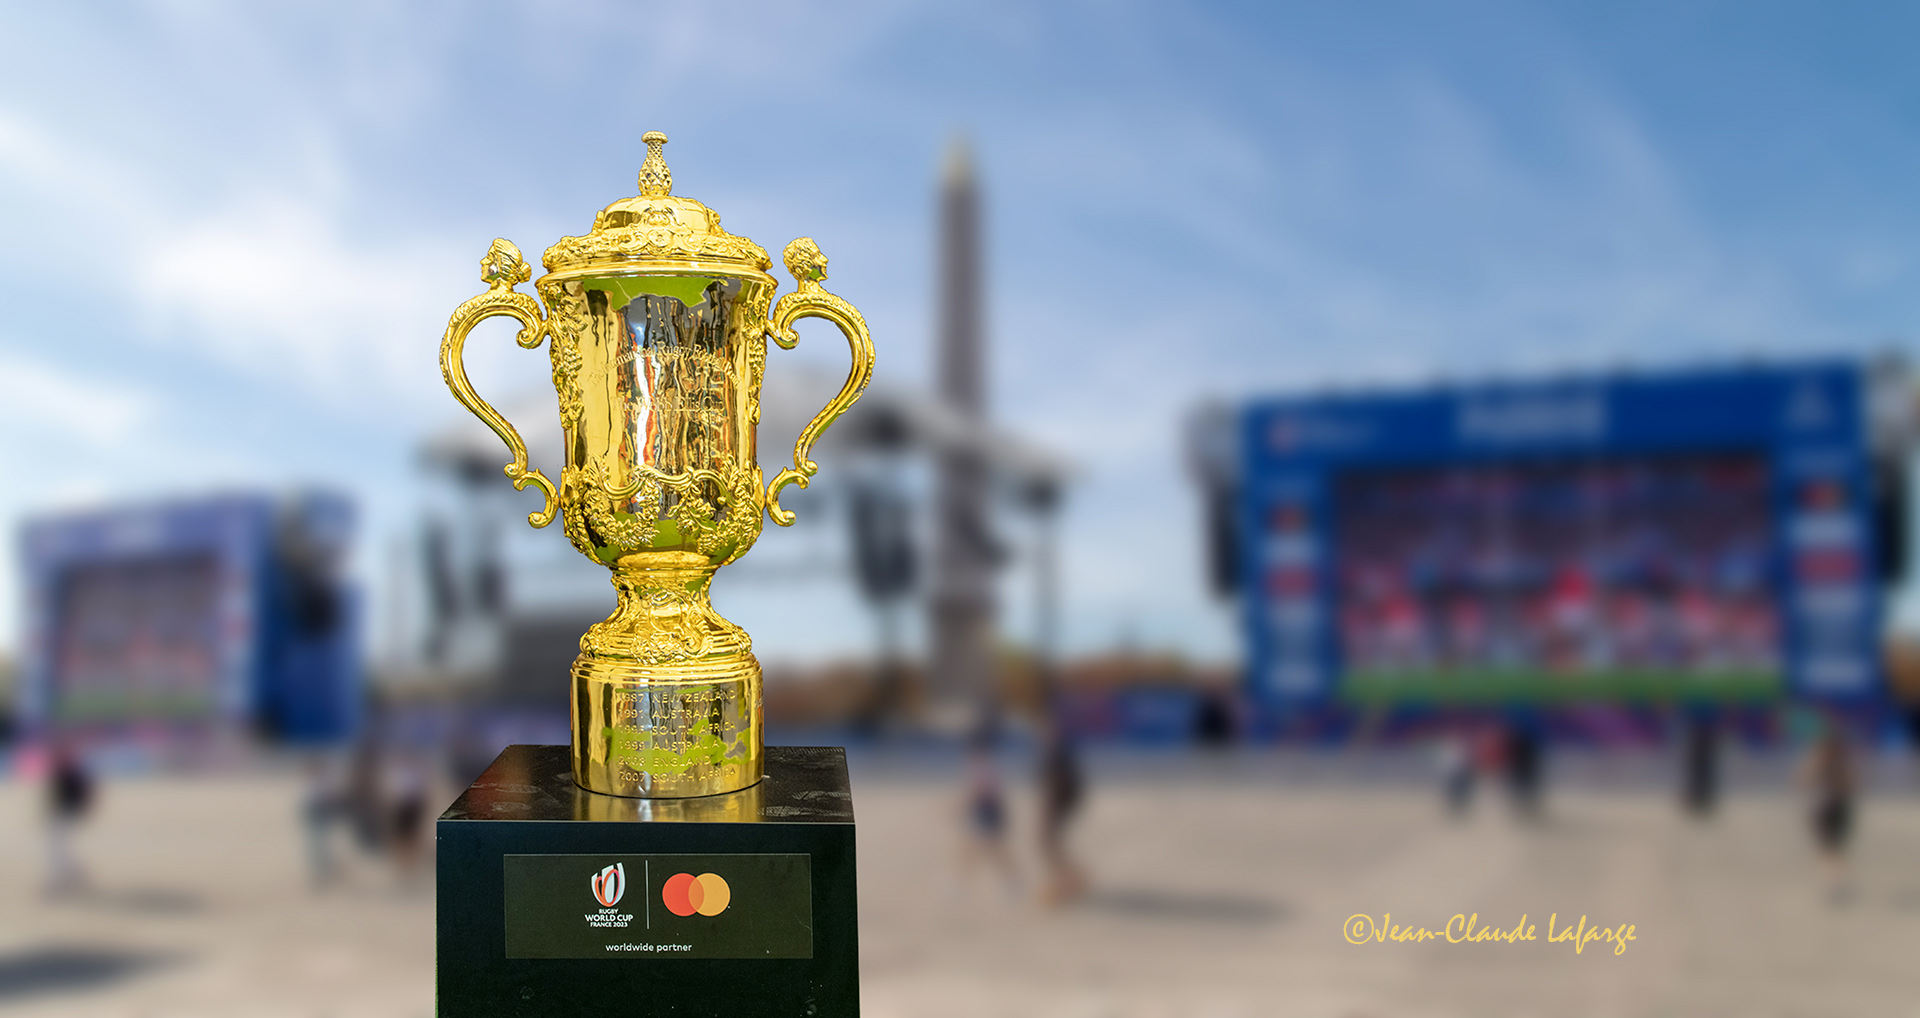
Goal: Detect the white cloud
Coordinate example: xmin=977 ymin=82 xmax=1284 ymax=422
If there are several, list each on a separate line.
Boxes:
xmin=0 ymin=352 xmax=155 ymax=447
xmin=0 ymin=104 xmax=466 ymax=409
xmin=0 ymin=109 xmax=151 ymax=228
xmin=134 ymin=194 xmax=463 ymax=397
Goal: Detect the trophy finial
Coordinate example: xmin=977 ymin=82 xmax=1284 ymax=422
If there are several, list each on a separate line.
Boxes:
xmin=639 ymin=131 xmax=672 ymax=197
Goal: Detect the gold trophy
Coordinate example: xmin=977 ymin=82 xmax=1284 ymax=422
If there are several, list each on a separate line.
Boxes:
xmin=438 ymin=133 xmax=873 ymax=798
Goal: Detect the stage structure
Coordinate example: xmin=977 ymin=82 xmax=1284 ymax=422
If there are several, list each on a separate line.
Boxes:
xmin=1239 ymin=361 xmax=1894 ymax=706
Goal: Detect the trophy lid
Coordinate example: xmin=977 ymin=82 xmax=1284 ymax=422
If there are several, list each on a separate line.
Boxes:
xmin=540 ymin=132 xmax=773 ymax=278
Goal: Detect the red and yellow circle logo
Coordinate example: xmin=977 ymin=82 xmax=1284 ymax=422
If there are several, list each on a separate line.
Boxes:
xmin=661 ymin=872 xmax=730 ymax=917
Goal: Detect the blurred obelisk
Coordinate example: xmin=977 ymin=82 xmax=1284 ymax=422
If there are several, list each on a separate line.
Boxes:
xmin=929 ymin=137 xmax=997 ymax=713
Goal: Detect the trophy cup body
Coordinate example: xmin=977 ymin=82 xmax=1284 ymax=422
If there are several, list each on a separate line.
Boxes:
xmin=439 ymin=133 xmax=873 ymax=798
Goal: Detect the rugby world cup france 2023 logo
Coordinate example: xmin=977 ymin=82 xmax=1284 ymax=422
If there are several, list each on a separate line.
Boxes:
xmin=592 ymin=864 xmax=626 ymax=908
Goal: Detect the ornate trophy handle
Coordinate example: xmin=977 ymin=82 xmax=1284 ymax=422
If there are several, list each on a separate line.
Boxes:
xmin=438 ymin=238 xmax=560 ymax=528
xmin=765 ymin=237 xmax=876 ymax=527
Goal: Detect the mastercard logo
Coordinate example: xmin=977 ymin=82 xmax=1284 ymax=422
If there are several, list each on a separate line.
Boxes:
xmin=661 ymin=872 xmax=730 ymax=917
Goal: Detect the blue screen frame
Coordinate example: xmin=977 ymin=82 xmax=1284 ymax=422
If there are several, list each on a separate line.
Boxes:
xmin=1239 ymin=362 xmax=1882 ymax=705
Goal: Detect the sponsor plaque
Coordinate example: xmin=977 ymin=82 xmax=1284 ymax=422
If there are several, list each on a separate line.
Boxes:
xmin=502 ymin=852 xmax=813 ymax=959
xmin=437 ymin=745 xmax=857 ymax=1016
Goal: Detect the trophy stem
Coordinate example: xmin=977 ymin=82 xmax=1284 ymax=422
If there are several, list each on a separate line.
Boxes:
xmin=569 ymin=554 xmax=764 ymax=798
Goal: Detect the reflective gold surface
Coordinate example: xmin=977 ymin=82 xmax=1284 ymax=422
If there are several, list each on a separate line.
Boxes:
xmin=438 ymin=133 xmax=873 ymax=797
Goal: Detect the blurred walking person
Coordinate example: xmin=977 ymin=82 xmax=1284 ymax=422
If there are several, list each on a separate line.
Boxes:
xmin=300 ymin=752 xmax=345 ymax=888
xmin=1436 ymin=727 xmax=1474 ymax=818
xmin=346 ymin=727 xmax=387 ymax=854
xmin=1680 ymin=712 xmax=1719 ymax=818
xmin=1503 ymin=718 xmax=1544 ymax=819
xmin=1036 ymin=712 xmax=1086 ymax=906
xmin=956 ymin=721 xmax=1018 ymax=896
xmin=44 ymin=739 xmax=95 ymax=894
xmin=1800 ymin=716 xmax=1857 ymax=904
xmin=1471 ymin=720 xmax=1506 ymax=787
xmin=387 ymin=749 xmax=431 ymax=879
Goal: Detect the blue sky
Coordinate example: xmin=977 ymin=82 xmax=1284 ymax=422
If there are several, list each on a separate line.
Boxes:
xmin=3 ymin=1 xmax=1920 ymax=662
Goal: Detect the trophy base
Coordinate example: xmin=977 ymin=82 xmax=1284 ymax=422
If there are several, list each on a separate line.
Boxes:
xmin=565 ymin=557 xmax=766 ymax=798
xmin=437 ymin=744 xmax=858 ymax=1017
xmin=570 ymin=652 xmax=766 ymax=798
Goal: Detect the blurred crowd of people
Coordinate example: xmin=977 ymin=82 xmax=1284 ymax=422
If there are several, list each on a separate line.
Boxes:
xmin=20 ymin=732 xmax=438 ymax=898
xmin=1434 ymin=720 xmax=1544 ymax=819
xmin=955 ymin=710 xmax=1087 ymax=908
xmin=299 ymin=739 xmax=435 ymax=888
xmin=1432 ymin=708 xmax=1870 ymax=906
xmin=12 ymin=697 xmax=1887 ymax=930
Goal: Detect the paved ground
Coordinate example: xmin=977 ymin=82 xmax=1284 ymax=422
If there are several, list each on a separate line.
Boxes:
xmin=1 ymin=752 xmax=1918 ymax=1017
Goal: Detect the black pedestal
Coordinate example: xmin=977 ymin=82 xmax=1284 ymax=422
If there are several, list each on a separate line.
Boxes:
xmin=436 ymin=745 xmax=858 ymax=1017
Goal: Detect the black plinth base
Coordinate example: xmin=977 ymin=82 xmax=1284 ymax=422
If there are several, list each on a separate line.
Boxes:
xmin=437 ymin=745 xmax=858 ymax=1017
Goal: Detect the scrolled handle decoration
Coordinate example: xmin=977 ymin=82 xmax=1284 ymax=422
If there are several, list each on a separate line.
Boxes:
xmin=438 ymin=238 xmax=560 ymax=528
xmin=765 ymin=237 xmax=876 ymax=526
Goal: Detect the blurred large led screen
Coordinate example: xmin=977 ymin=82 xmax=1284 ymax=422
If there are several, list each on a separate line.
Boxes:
xmin=52 ymin=554 xmax=224 ymax=724
xmin=1332 ymin=455 xmax=1779 ymax=701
